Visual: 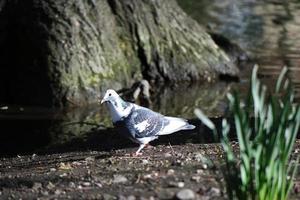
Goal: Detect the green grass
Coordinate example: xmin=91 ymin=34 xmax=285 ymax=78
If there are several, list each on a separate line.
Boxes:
xmin=195 ymin=65 xmax=300 ymax=200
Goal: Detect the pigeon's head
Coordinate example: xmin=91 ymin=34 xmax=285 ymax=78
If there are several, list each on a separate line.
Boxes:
xmin=100 ymin=89 xmax=119 ymax=104
xmin=101 ymin=89 xmax=131 ymax=122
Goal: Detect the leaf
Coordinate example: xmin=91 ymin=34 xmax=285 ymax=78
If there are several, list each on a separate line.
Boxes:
xmin=194 ymin=108 xmax=215 ymax=130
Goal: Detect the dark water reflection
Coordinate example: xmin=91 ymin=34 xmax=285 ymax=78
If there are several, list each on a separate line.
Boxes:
xmin=2 ymin=0 xmax=300 ymax=155
xmin=177 ymin=0 xmax=300 ymax=99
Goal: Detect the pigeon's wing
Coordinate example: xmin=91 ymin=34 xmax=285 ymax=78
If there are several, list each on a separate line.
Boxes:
xmin=124 ymin=106 xmax=168 ymax=138
xmin=158 ymin=116 xmax=195 ymax=135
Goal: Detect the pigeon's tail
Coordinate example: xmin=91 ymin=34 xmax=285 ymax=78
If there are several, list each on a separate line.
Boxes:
xmin=158 ymin=117 xmax=195 ymax=135
xmin=181 ymin=124 xmax=196 ymax=130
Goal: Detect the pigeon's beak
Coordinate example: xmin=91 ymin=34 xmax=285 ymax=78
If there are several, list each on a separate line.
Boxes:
xmin=100 ymin=99 xmax=106 ymax=104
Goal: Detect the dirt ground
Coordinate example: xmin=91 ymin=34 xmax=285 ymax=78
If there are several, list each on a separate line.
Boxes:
xmin=1 ymin=140 xmax=300 ymax=200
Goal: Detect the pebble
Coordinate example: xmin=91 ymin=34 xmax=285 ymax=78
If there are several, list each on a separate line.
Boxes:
xmin=69 ymin=182 xmax=76 ymax=188
xmin=164 ymin=153 xmax=172 ymax=158
xmin=206 ymin=187 xmax=221 ymax=197
xmin=54 ymin=189 xmax=62 ymax=195
xmin=85 ymin=156 xmax=95 ymax=163
xmin=168 ymin=181 xmax=185 ymax=188
xmin=32 ymin=182 xmax=42 ymax=190
xmin=0 ymin=106 xmax=8 ymax=110
xmin=191 ymin=176 xmax=201 ymax=183
xmin=176 ymin=189 xmax=195 ymax=200
xmin=41 ymin=190 xmax=49 ymax=196
xmin=46 ymin=182 xmax=55 ymax=190
xmin=82 ymin=182 xmax=91 ymax=187
xmin=141 ymin=159 xmax=149 ymax=165
xmin=103 ymin=193 xmax=116 ymax=200
xmin=113 ymin=175 xmax=128 ymax=184
xmin=95 ymin=182 xmax=103 ymax=188
xmin=50 ymin=168 xmax=56 ymax=172
xmin=167 ymin=169 xmax=175 ymax=175
xmin=72 ymin=161 xmax=82 ymax=166
xmin=31 ymin=154 xmax=37 ymax=160
xmin=172 ymin=160 xmax=183 ymax=166
xmin=127 ymin=195 xmax=136 ymax=200
xmin=59 ymin=173 xmax=68 ymax=177
xmin=118 ymin=195 xmax=127 ymax=200
xmin=58 ymin=162 xmax=72 ymax=170
xmin=178 ymin=182 xmax=185 ymax=188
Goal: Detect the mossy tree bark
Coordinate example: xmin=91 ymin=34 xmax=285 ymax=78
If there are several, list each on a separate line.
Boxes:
xmin=0 ymin=0 xmax=238 ymax=107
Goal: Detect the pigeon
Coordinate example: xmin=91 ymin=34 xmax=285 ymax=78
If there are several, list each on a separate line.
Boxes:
xmin=101 ymin=89 xmax=195 ymax=155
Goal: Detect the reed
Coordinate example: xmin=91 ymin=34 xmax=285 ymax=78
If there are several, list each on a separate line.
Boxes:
xmin=195 ymin=65 xmax=299 ymax=200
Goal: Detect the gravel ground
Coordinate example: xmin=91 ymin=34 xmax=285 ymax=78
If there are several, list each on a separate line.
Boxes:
xmin=1 ymin=141 xmax=300 ymax=200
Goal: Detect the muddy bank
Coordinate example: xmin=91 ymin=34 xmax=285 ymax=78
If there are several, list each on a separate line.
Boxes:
xmin=1 ymin=141 xmax=300 ymax=200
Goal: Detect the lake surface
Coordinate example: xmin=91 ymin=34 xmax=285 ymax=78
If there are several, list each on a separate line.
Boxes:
xmin=1 ymin=0 xmax=300 ymax=155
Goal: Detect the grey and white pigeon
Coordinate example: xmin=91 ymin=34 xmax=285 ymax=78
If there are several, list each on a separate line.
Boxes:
xmin=101 ymin=89 xmax=195 ymax=155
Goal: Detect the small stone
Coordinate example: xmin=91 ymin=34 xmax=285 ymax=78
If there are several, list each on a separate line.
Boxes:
xmin=69 ymin=182 xmax=76 ymax=188
xmin=54 ymin=189 xmax=62 ymax=195
xmin=127 ymin=195 xmax=136 ymax=200
xmin=59 ymin=173 xmax=68 ymax=177
xmin=31 ymin=154 xmax=37 ymax=160
xmin=141 ymin=159 xmax=149 ymax=165
xmin=50 ymin=168 xmax=56 ymax=172
xmin=193 ymin=153 xmax=202 ymax=162
xmin=72 ymin=161 xmax=82 ymax=166
xmin=58 ymin=162 xmax=72 ymax=170
xmin=167 ymin=169 xmax=175 ymax=175
xmin=32 ymin=182 xmax=42 ymax=190
xmin=113 ymin=175 xmax=128 ymax=184
xmin=172 ymin=160 xmax=183 ymax=166
xmin=177 ymin=182 xmax=185 ymax=188
xmin=85 ymin=156 xmax=95 ymax=162
xmin=82 ymin=182 xmax=91 ymax=187
xmin=95 ymin=182 xmax=102 ymax=188
xmin=164 ymin=153 xmax=172 ymax=158
xmin=191 ymin=176 xmax=201 ymax=183
xmin=202 ymin=164 xmax=208 ymax=169
xmin=41 ymin=190 xmax=49 ymax=196
xmin=157 ymin=189 xmax=174 ymax=199
xmin=46 ymin=182 xmax=55 ymax=190
xmin=206 ymin=187 xmax=221 ymax=197
xmin=0 ymin=106 xmax=8 ymax=110
xmin=118 ymin=195 xmax=126 ymax=200
xmin=176 ymin=189 xmax=195 ymax=200
xmin=168 ymin=181 xmax=184 ymax=188
xmin=103 ymin=193 xmax=115 ymax=200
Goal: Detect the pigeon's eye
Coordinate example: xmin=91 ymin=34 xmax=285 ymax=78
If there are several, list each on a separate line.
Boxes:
xmin=109 ymin=93 xmax=112 ymax=96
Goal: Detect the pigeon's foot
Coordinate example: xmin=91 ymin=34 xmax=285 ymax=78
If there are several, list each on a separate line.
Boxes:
xmin=132 ymin=152 xmax=143 ymax=157
xmin=127 ymin=152 xmax=143 ymax=157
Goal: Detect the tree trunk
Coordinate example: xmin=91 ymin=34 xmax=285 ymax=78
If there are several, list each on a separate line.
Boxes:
xmin=0 ymin=0 xmax=238 ymax=107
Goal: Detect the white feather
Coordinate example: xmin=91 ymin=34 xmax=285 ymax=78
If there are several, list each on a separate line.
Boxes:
xmin=134 ymin=120 xmax=150 ymax=133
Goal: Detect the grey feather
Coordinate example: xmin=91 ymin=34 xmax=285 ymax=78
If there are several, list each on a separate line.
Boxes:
xmin=114 ymin=105 xmax=169 ymax=142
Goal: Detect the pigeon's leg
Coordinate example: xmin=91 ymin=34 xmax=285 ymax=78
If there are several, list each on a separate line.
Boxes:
xmin=134 ymin=144 xmax=146 ymax=156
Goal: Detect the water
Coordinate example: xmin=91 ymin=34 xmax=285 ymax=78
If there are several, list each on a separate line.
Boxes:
xmin=1 ymin=0 xmax=300 ymax=155
xmin=177 ymin=0 xmax=300 ymax=98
